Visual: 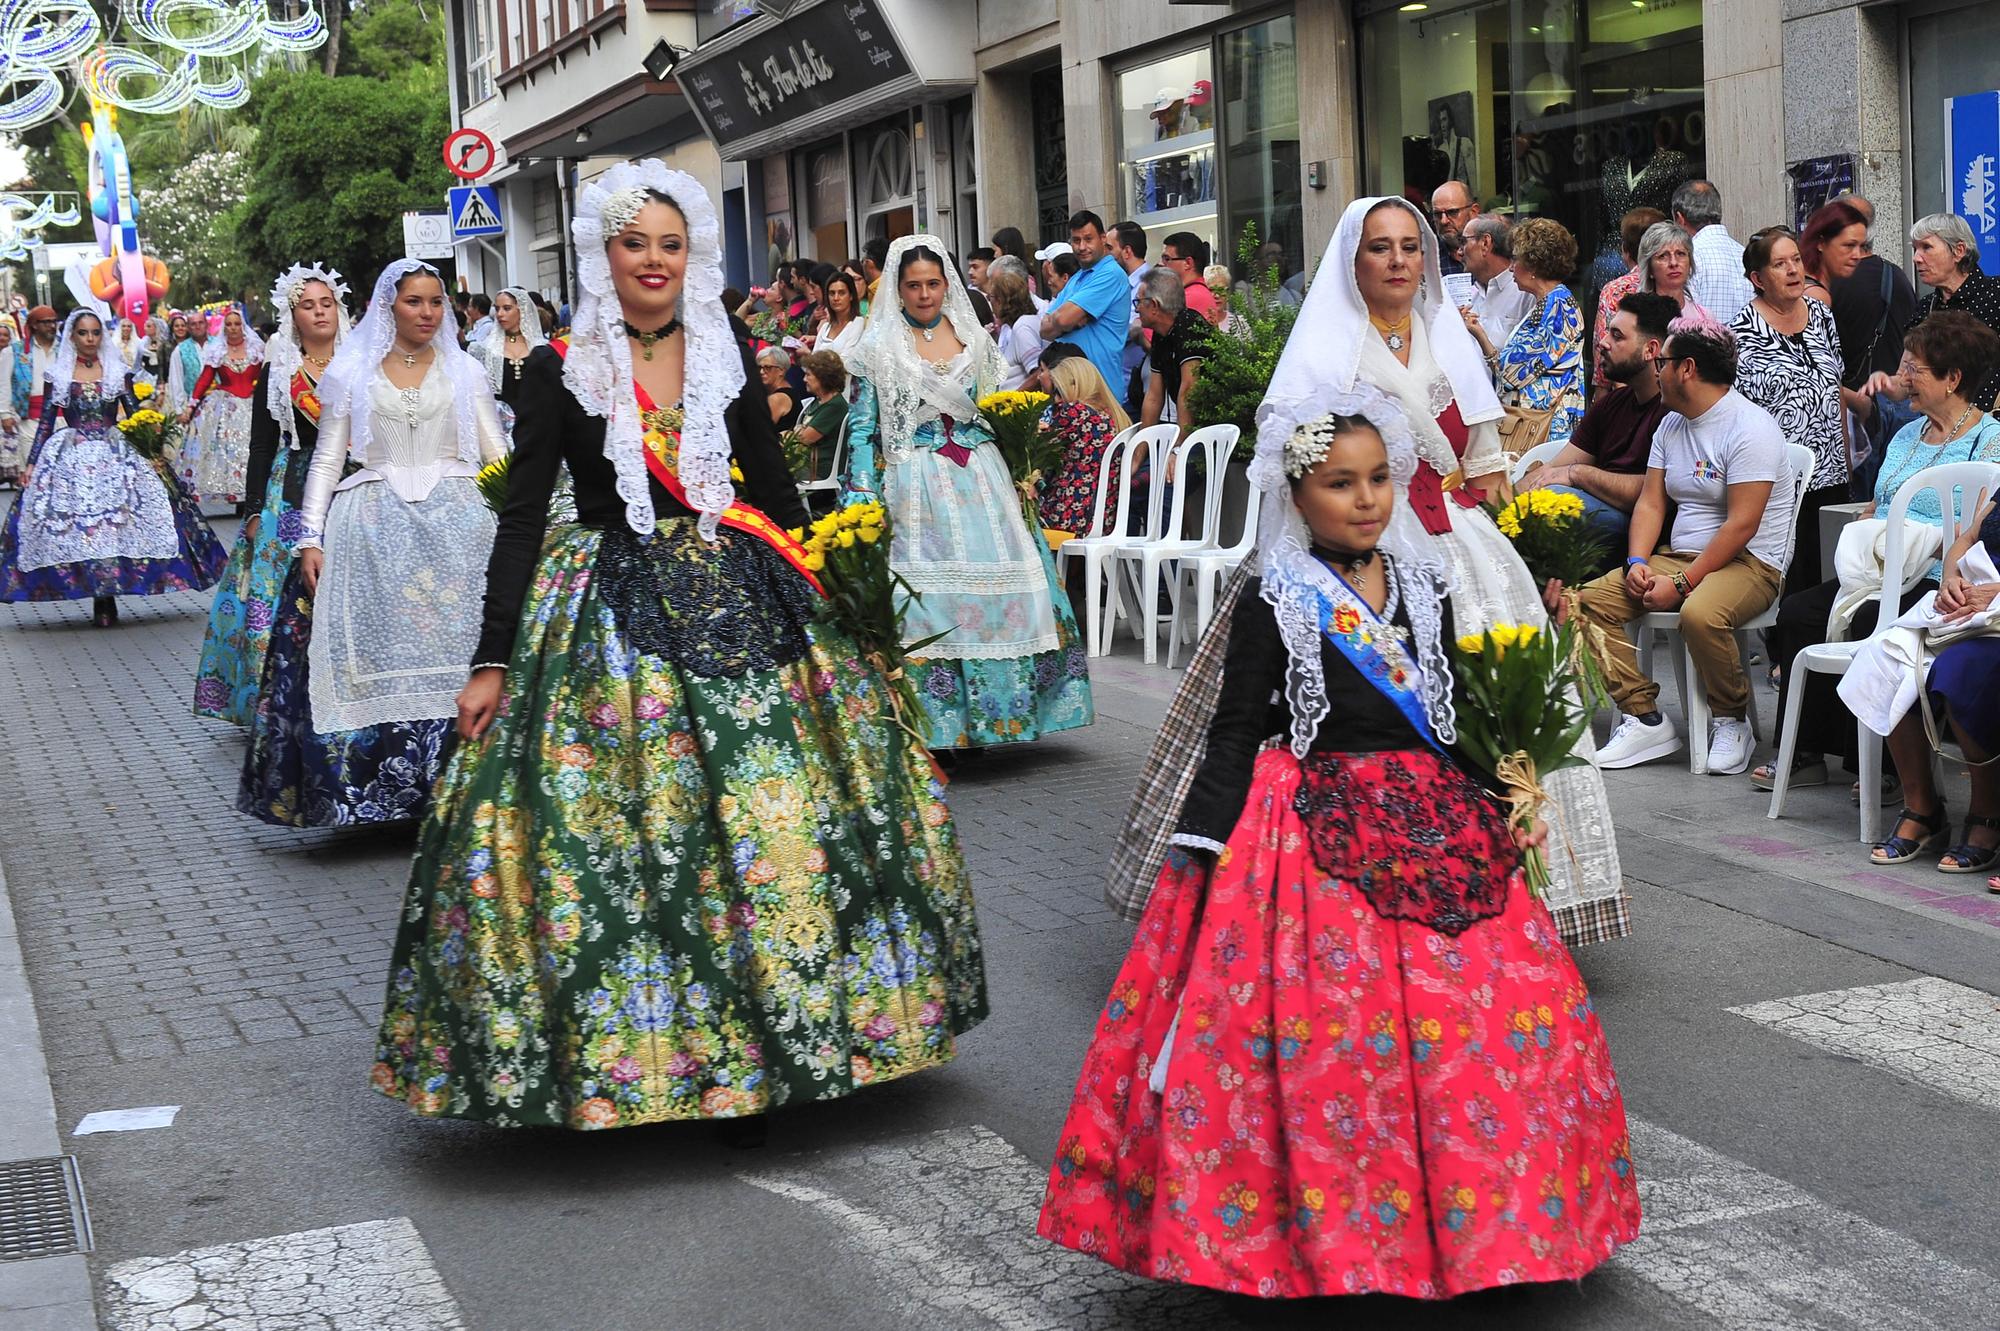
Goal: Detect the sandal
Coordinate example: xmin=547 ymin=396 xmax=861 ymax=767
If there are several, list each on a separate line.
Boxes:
xmin=1938 ymin=814 xmax=2000 ymax=874
xmin=1851 ymin=772 xmax=1902 ymax=807
xmin=1752 ymin=754 xmax=1826 ymax=791
xmin=1870 ymin=806 xmax=1949 ymax=864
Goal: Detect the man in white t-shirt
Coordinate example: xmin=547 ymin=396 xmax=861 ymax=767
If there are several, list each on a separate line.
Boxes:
xmin=1576 ymin=316 xmax=1796 ymax=775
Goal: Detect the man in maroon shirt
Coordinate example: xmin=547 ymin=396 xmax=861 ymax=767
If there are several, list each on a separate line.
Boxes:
xmin=1524 ymin=291 xmax=1679 ymax=562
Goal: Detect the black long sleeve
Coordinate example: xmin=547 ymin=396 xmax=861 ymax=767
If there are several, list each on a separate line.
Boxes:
xmin=243 ymin=364 xmax=279 ymax=510
xmin=1175 ymin=586 xmax=1287 ymax=848
xmin=473 ymin=347 xmax=569 ymax=667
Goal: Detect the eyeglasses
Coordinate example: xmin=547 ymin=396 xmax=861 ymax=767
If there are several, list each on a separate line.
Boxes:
xmin=1650 ymin=354 xmax=1690 ymax=372
xmin=1433 ymin=204 xmax=1476 ymax=220
xmin=1900 ymin=360 xmax=1933 ymax=379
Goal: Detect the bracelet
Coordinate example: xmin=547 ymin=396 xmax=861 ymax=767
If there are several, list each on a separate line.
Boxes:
xmin=1624 ymin=556 xmax=1648 ymax=569
xmin=1671 ymin=571 xmax=1693 ymax=597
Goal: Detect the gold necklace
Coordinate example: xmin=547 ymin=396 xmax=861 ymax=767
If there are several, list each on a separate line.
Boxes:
xmin=305 ymin=349 xmax=331 ymax=369
xmin=396 ymin=344 xmax=425 ymax=369
xmin=1369 ymin=310 xmax=1413 ymax=352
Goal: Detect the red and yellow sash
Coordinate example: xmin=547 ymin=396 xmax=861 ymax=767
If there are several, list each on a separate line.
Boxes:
xmin=631 ymin=378 xmax=823 ymax=595
xmin=289 ymin=369 xmax=322 ymax=424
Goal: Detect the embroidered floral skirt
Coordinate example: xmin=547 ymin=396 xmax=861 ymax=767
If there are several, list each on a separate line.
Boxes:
xmin=1039 ymin=747 xmax=1641 ymax=1298
xmin=0 ymin=448 xmax=225 ymax=602
xmin=178 ymin=391 xmax=253 ymax=505
xmin=237 ymin=560 xmax=452 ymax=826
xmin=371 ymin=519 xmax=989 ymax=1128
xmin=194 ymin=463 xmax=301 ymax=725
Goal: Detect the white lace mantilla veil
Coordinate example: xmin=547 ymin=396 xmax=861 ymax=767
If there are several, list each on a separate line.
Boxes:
xmin=264 ymin=262 xmax=352 ymax=425
xmin=48 ymin=309 xmax=128 ymax=399
xmin=567 ymin=159 xmax=737 ymax=540
xmin=844 ymin=234 xmax=1005 ymax=450
xmin=478 ymin=285 xmax=546 ymax=394
xmin=199 ymin=312 xmax=265 ymax=370
xmin=1262 ymin=196 xmax=1502 ymax=482
xmin=318 ymin=259 xmax=490 ymax=468
xmin=1252 ymin=382 xmax=1456 ymax=755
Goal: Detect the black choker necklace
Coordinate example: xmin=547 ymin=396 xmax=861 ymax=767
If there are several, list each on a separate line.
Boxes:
xmin=622 ymin=317 xmax=682 ymax=361
xmin=1318 ymin=545 xmax=1379 ymax=577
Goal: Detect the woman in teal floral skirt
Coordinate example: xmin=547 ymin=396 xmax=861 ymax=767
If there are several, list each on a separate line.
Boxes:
xmin=371 ymin=161 xmax=987 ymax=1130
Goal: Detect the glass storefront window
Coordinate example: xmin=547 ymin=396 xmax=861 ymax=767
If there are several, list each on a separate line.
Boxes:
xmin=1116 ymin=47 xmax=1218 ymax=259
xmin=760 ymin=155 xmax=796 ymax=281
xmin=1360 ymin=0 xmax=1704 ymax=304
xmin=1908 ymin=1 xmax=2000 ymax=230
xmin=800 ymin=139 xmax=849 ymax=265
xmin=855 ymin=113 xmax=916 ymax=246
xmin=695 ymin=0 xmax=758 ymax=45
xmin=1220 ymin=15 xmax=1302 ymax=289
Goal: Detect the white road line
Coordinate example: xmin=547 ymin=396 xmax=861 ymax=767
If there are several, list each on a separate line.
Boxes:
xmin=743 ymin=1120 xmax=2000 ymax=1330
xmin=102 ymin=1217 xmax=465 ymax=1331
xmin=1729 ymin=976 xmax=2000 ymax=1113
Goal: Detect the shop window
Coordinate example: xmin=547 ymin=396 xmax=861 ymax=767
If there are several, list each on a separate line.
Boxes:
xmin=801 ymin=140 xmax=849 ymax=266
xmin=855 ymin=114 xmax=916 ymax=247
xmin=1220 ymin=14 xmax=1301 ymax=289
xmin=950 ymin=97 xmax=980 ymax=263
xmin=761 ymin=155 xmax=797 ymax=279
xmin=1116 ymin=47 xmax=1218 ymax=260
xmin=1359 ymin=0 xmax=1704 ymax=302
xmin=1908 ymin=1 xmax=2000 ymax=228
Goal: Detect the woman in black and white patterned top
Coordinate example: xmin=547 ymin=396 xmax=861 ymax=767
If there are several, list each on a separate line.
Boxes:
xmin=1731 ymin=225 xmax=1847 ymax=598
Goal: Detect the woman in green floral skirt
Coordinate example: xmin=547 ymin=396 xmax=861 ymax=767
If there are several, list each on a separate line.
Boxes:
xmin=370 ymin=160 xmax=988 ymax=1131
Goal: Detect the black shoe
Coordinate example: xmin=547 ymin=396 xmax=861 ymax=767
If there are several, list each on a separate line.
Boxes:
xmin=90 ymin=596 xmax=116 ymax=628
xmin=709 ymin=1115 xmax=768 ymax=1150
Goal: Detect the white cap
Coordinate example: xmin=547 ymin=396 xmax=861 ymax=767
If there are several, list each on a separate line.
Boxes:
xmin=1034 ymin=241 xmax=1073 ymax=262
xmin=1151 ymin=87 xmax=1182 ymax=113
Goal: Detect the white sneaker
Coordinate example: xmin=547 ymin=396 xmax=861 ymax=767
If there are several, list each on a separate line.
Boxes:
xmin=1707 ymin=717 xmax=1754 ymax=775
xmin=1598 ymin=713 xmax=1683 ymax=769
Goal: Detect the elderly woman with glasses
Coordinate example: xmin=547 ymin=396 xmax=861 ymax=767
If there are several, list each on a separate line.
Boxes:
xmin=756 ymin=344 xmax=800 ymax=429
xmin=1864 ymin=213 xmax=2000 ymax=414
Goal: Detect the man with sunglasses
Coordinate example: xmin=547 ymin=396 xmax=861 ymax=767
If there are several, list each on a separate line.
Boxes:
xmin=1576 ymin=316 xmax=1796 ymax=775
xmin=1429 ymin=180 xmax=1480 ymax=275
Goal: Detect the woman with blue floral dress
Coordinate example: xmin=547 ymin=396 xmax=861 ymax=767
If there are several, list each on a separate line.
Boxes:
xmin=1467 ymin=217 xmax=1586 ymax=444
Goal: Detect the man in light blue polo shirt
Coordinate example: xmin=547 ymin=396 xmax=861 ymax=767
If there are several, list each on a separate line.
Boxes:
xmin=1039 ymin=209 xmax=1132 ymax=394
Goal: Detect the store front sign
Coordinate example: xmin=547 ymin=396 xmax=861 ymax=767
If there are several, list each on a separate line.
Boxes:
xmin=680 ymin=0 xmax=912 ymax=155
xmin=1947 ymin=91 xmax=2000 ymax=275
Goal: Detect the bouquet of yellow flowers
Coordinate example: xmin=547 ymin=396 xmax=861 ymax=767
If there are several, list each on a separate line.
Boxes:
xmin=976 ymin=389 xmax=1061 ymax=526
xmin=131 ymin=379 xmax=156 ymax=402
xmin=1450 ymin=619 xmax=1607 ymax=899
xmin=1490 ymin=488 xmax=1610 ymax=588
xmin=117 ymin=406 xmax=177 ymax=462
xmin=474 ymin=455 xmax=510 ymax=515
xmin=796 ymin=500 xmax=942 ymax=754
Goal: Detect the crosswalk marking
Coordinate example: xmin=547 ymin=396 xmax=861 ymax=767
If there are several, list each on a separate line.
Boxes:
xmin=1729 ymin=976 xmax=2000 ymax=1113
xmin=743 ymin=1120 xmax=2000 ymax=1329
xmin=103 ymin=1218 xmax=464 ymax=1330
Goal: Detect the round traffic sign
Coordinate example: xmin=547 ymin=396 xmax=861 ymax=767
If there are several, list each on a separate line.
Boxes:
xmin=443 ymin=128 xmax=497 ymax=181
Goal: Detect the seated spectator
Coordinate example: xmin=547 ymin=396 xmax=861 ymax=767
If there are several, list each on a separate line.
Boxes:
xmin=989 ymin=254 xmax=1043 ymax=314
xmin=1576 ymin=314 xmax=1798 ymax=774
xmin=757 ymin=346 xmax=799 ymax=430
xmin=1839 ymin=490 xmax=2000 ymax=874
xmin=1757 ymin=311 xmax=2000 ymax=797
xmin=1525 ymin=291 xmax=1679 ymax=556
xmin=791 ymin=350 xmax=850 ymax=481
xmin=1466 ymin=216 xmax=1586 ymax=443
xmin=1040 ymin=358 xmax=1133 ymax=536
xmin=1592 ymin=207 xmax=1666 ymax=392
xmin=1161 ymin=231 xmax=1218 ymax=322
xmin=1461 ymin=214 xmax=1534 ymax=349
xmin=1028 ymin=340 xmax=1086 ymax=394
xmin=1137 ymin=268 xmax=1208 ymax=440
xmin=1731 ymin=225 xmax=1848 ymax=598
xmin=989 ymin=268 xmax=1043 ymax=392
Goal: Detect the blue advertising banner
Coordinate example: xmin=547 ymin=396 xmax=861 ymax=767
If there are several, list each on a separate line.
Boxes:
xmin=1946 ymin=91 xmax=2000 ymax=275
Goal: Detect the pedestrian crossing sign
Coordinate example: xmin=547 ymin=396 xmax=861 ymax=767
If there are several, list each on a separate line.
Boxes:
xmin=448 ymin=185 xmax=504 ymax=239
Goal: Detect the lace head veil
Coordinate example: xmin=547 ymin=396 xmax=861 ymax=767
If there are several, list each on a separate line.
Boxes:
xmin=200 ymin=309 xmax=265 ymax=369
xmin=318 ymin=258 xmax=490 ymax=466
xmin=1251 ymin=378 xmax=1457 ymax=755
xmin=843 ymin=234 xmax=1005 ymax=448
xmin=48 ymin=308 xmax=128 ymax=399
xmin=264 ymin=262 xmax=352 ymax=422
xmin=479 ymin=285 xmax=547 ymax=394
xmin=567 ymin=159 xmax=737 ymax=540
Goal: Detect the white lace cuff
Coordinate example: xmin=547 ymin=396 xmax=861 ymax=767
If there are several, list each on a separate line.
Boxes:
xmin=1168 ymin=834 xmax=1227 ymax=856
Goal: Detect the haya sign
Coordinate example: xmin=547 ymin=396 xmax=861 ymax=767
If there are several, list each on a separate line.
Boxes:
xmin=679 ymin=0 xmax=912 ymax=154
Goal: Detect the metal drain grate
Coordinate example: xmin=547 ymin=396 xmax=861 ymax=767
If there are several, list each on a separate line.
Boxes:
xmin=0 ymin=1155 xmax=93 ymax=1261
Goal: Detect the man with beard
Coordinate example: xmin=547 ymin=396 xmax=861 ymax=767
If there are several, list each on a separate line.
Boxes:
xmin=1522 ymin=291 xmax=1678 ymax=558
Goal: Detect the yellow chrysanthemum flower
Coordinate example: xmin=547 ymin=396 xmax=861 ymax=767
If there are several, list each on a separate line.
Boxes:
xmin=1457 ymin=633 xmax=1485 ymax=654
xmin=1490 ymin=624 xmax=1520 ymax=649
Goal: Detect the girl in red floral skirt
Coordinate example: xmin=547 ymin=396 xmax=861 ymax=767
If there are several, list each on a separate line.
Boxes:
xmin=1037 ymin=381 xmax=1641 ymax=1299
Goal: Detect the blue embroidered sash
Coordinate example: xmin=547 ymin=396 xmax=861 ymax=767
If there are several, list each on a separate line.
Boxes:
xmin=1315 ymin=573 xmax=1439 ymax=752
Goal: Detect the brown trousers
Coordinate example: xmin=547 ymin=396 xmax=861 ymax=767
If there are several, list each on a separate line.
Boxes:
xmin=1575 ymin=550 xmax=1783 ymax=720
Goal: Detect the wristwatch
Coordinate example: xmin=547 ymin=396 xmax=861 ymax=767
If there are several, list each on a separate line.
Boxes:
xmin=1671 ymin=571 xmax=1693 ymax=598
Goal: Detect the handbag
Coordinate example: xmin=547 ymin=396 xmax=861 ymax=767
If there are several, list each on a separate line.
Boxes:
xmin=1496 ymin=401 xmax=1559 ymax=456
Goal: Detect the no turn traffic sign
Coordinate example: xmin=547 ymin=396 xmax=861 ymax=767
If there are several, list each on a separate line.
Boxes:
xmin=443 ymin=128 xmax=497 ymax=181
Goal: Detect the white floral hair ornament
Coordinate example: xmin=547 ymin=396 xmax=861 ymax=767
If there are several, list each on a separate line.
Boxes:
xmin=264 ymin=261 xmax=351 ymax=425
xmin=567 ymin=159 xmax=739 ymax=541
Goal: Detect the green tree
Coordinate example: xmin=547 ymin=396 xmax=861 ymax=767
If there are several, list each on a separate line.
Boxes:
xmin=1188 ymin=222 xmax=1301 ymax=461
xmin=139 ymin=149 xmax=255 ymax=304
xmin=238 ymin=67 xmax=451 ymax=292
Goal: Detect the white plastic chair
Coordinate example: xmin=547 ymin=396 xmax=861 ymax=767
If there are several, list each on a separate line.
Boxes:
xmin=1108 ymin=424 xmax=1240 ymax=663
xmin=1062 ymin=425 xmax=1171 ymax=658
xmin=797 ymin=415 xmax=848 ymax=511
xmin=1166 ymin=465 xmax=1262 ymax=668
xmin=1634 ymin=442 xmax=1816 ymax=774
xmin=1509 ymin=438 xmax=1568 ymax=484
xmin=1766 ymin=460 xmax=2000 ymax=842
